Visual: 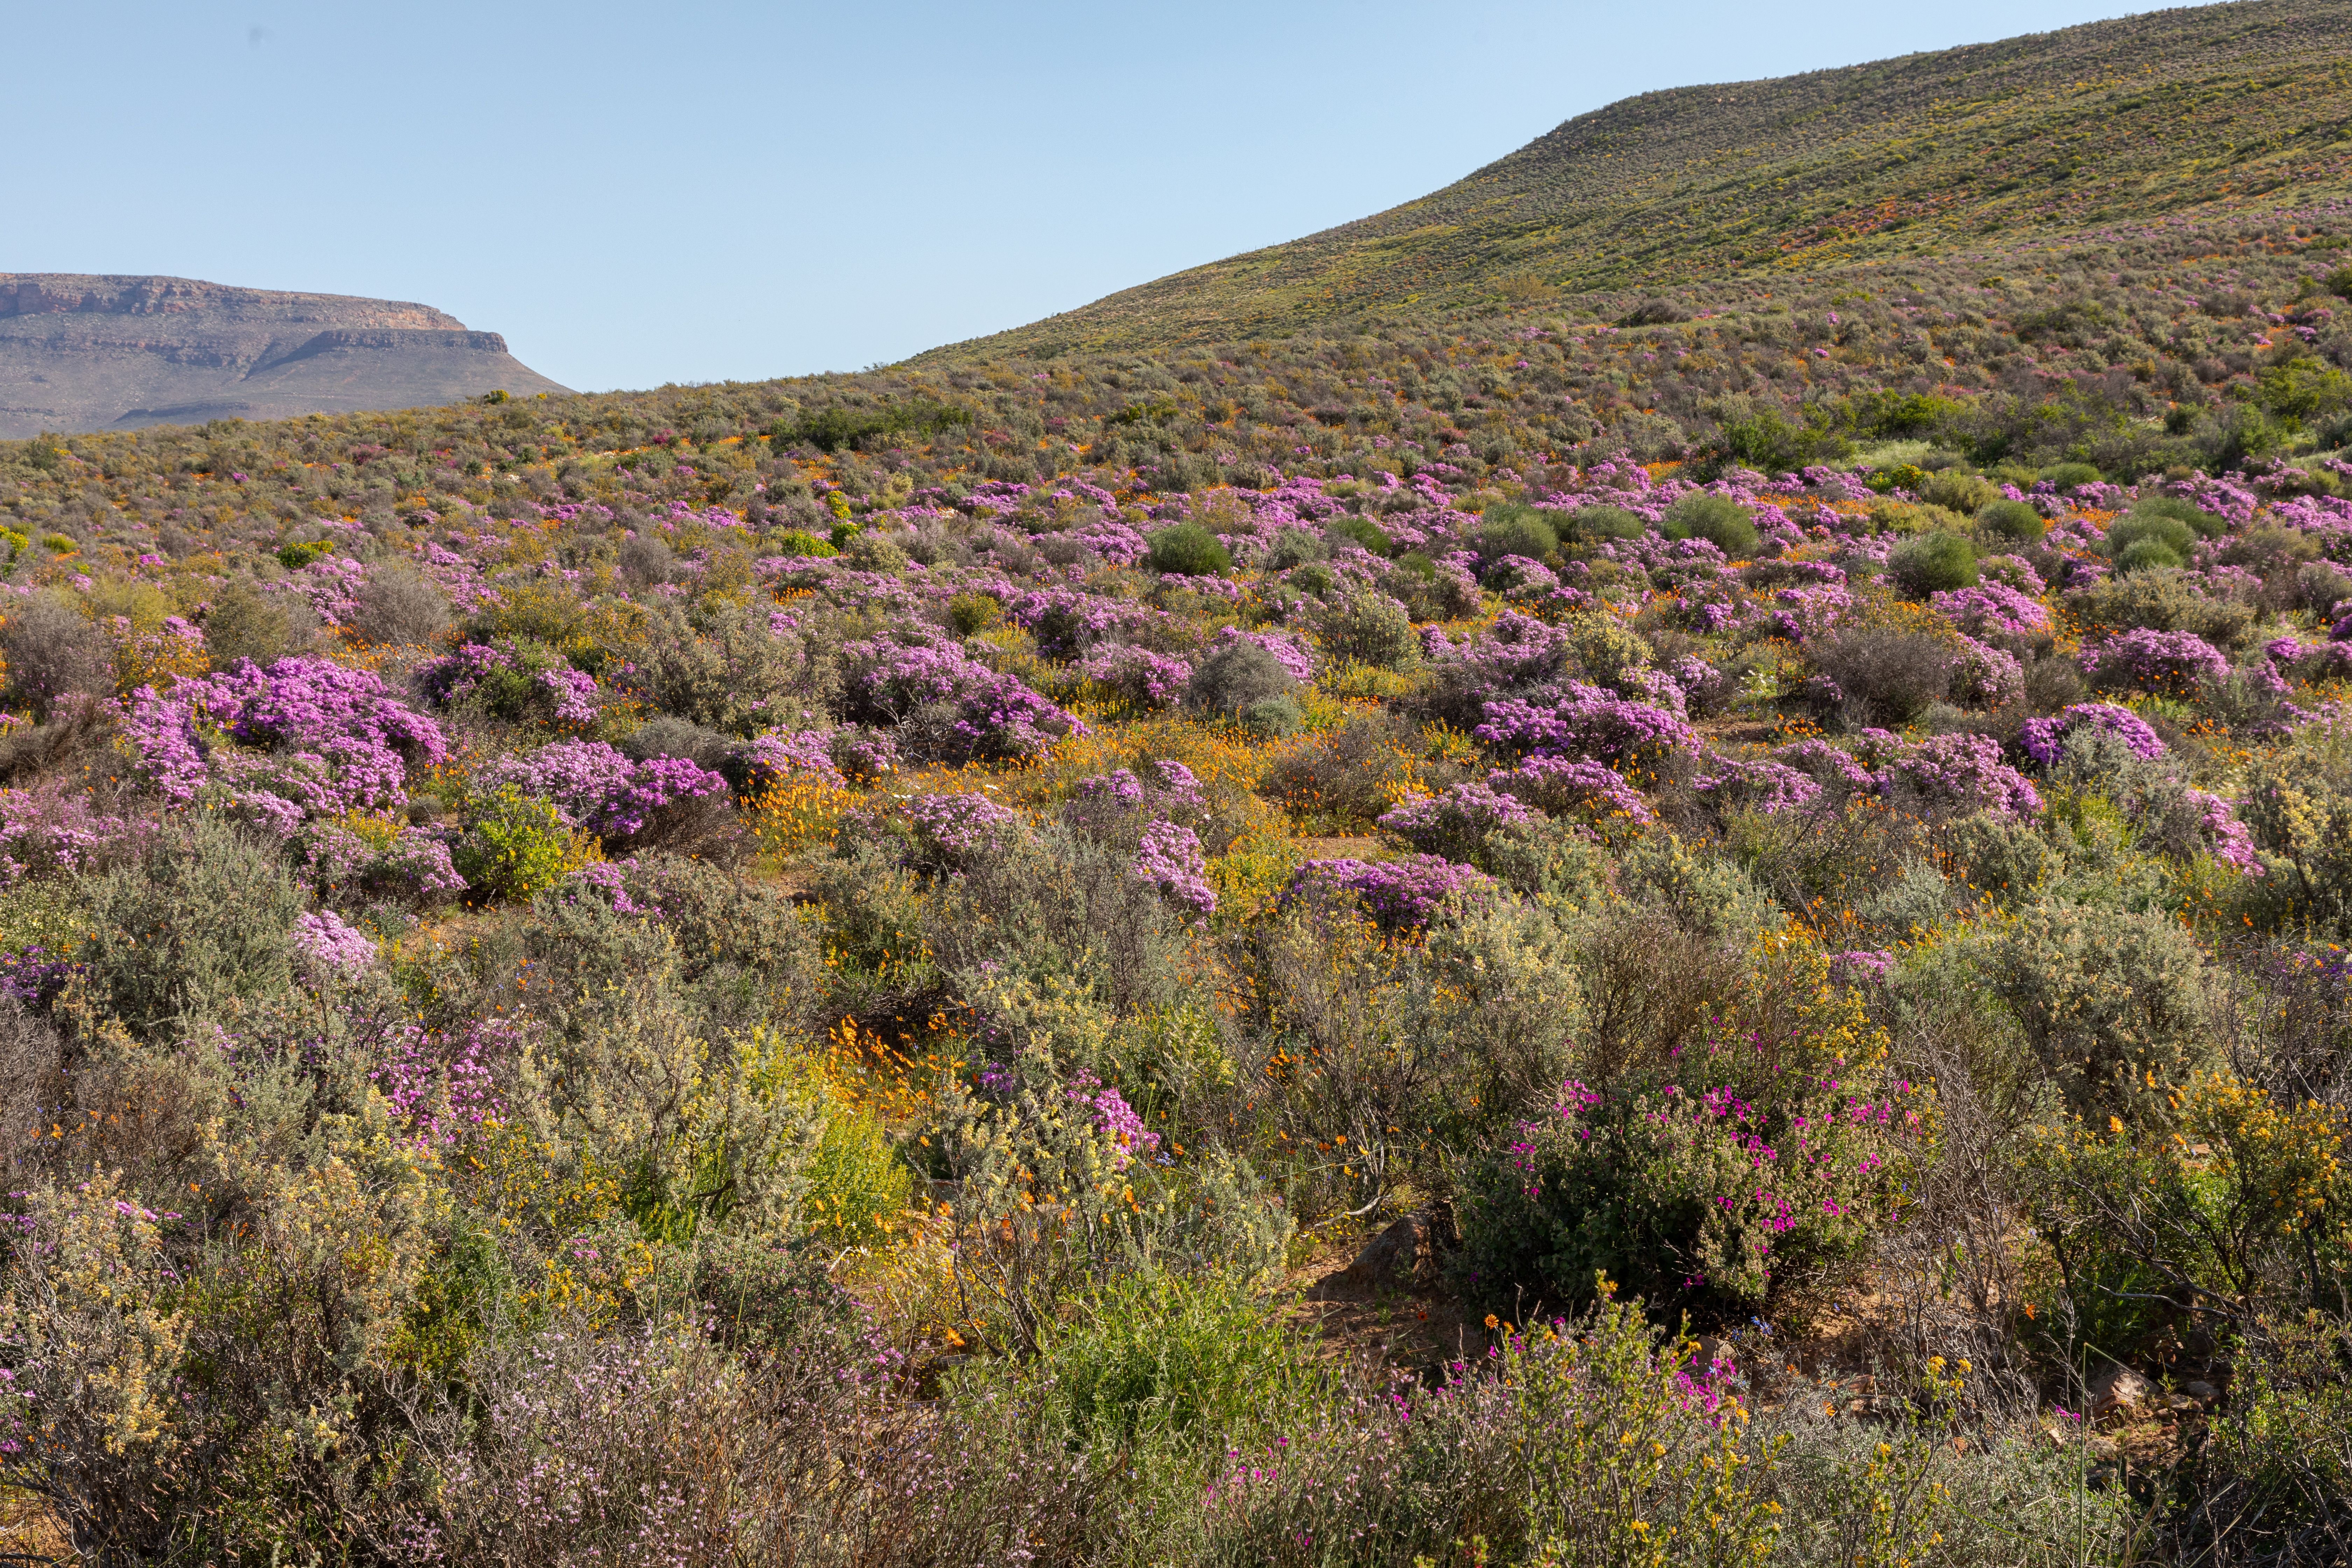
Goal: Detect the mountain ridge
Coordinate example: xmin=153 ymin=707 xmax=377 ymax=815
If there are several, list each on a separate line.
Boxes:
xmin=0 ymin=273 xmax=567 ymax=438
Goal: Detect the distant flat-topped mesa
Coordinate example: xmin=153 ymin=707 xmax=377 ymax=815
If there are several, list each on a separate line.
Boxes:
xmin=0 ymin=274 xmax=569 ymax=437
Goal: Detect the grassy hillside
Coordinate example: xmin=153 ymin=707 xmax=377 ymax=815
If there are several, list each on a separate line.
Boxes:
xmin=930 ymin=0 xmax=2352 ymax=358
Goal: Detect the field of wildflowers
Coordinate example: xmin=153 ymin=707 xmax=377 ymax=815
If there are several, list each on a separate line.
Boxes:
xmin=7 ymin=194 xmax=2352 ymax=1564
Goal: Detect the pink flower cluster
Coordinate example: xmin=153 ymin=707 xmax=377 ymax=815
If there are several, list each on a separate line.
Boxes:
xmin=2019 ymin=702 xmax=2167 ymax=766
xmin=1930 ymin=582 xmax=2051 ymax=639
xmin=293 ymin=909 xmax=377 ymax=974
xmin=1078 ymin=643 xmax=1194 ymax=708
xmin=125 ymin=657 xmax=447 ymax=827
xmin=842 ymin=636 xmax=1083 ymax=762
xmin=1378 ymin=782 xmax=1538 ymax=863
xmin=2081 ymin=628 xmax=2230 ymax=695
xmin=1282 ymin=854 xmax=1498 ymax=932
xmin=487 ymin=740 xmax=726 ymax=841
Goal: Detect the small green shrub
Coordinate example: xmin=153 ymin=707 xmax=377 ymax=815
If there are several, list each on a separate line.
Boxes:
xmin=1923 ymin=470 xmax=2001 ymax=513
xmin=1146 ymin=522 xmax=1232 ymax=576
xmin=1564 ymin=504 xmax=1647 ymax=542
xmin=1986 ymin=897 xmax=2213 ymax=1118
xmin=1187 ymin=639 xmax=1298 ymax=719
xmin=2133 ymin=493 xmax=2226 ymax=538
xmin=2070 ymin=567 xmax=2257 ymax=648
xmin=2241 ymin=724 xmax=2352 ymax=936
xmin=1317 ymin=591 xmax=1418 ymax=670
xmin=1475 ymin=503 xmax=1560 ymax=563
xmin=947 ymin=590 xmax=1004 ymax=636
xmin=1973 ymin=498 xmax=2046 ymax=543
xmin=1325 ymin=514 xmax=1391 ymax=556
xmin=2106 ymin=510 xmax=2199 ymax=561
xmin=453 ymin=786 xmax=587 ymax=902
xmin=2115 ymin=537 xmax=2186 ymax=573
xmin=1661 ymin=493 xmax=1759 ymax=556
xmin=1888 ymin=530 xmax=1979 ymax=597
xmin=1035 ymin=1267 xmax=1326 ymax=1450
xmin=202 ymin=579 xmax=307 ymax=671
xmin=0 ymin=594 xmax=111 ymax=719
xmin=82 ymin=813 xmax=302 ymax=1036
xmin=769 ymin=528 xmax=837 ymax=557
xmin=2039 ymin=460 xmax=2102 ymax=489
xmin=275 ymin=538 xmax=334 ymax=570
xmin=802 ymin=1074 xmax=915 ymax=1249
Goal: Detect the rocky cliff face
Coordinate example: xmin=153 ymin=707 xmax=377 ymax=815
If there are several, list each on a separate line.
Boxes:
xmin=0 ymin=274 xmax=569 ymax=437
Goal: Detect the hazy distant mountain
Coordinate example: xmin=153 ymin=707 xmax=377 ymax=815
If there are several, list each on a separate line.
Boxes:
xmin=0 ymin=274 xmax=568 ymax=438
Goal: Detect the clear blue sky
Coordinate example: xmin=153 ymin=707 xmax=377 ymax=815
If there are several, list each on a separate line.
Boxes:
xmin=9 ymin=1 xmax=2156 ymax=392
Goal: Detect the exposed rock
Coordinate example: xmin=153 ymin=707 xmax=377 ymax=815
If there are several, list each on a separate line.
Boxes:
xmin=2184 ymin=1379 xmax=2220 ymax=1402
xmin=2090 ymin=1365 xmax=2154 ymax=1419
xmin=1309 ymin=1212 xmax=1430 ymax=1301
xmin=0 ymin=274 xmax=568 ymax=436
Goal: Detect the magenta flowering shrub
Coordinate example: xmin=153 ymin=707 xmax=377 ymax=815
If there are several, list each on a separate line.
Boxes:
xmin=1861 ymin=730 xmax=2043 ymax=819
xmin=840 ymin=635 xmax=1083 ymax=762
xmin=1689 ymin=756 xmax=1833 ymax=816
xmin=290 ymin=820 xmax=466 ymax=906
xmin=1060 ymin=762 xmax=1217 ymax=920
xmin=1764 ymin=582 xmax=1855 ymax=642
xmin=1489 ymin=756 xmax=1655 ymax=830
xmin=1000 ymin=586 xmax=1177 ymax=658
xmin=2186 ymin=788 xmax=2264 ymax=875
xmin=1930 ymin=582 xmax=2052 ymax=639
xmin=1378 ymin=781 xmax=1539 ymax=863
xmin=1976 ymin=553 xmax=2048 ymax=595
xmin=730 ymin=728 xmax=846 ymax=791
xmin=1078 ymin=643 xmax=1194 ymax=709
xmin=1133 ymin=819 xmax=1216 ymax=922
xmin=0 ymin=784 xmax=154 ymax=883
xmin=1204 ymin=625 xmax=1315 ymax=684
xmin=1828 ymin=948 xmax=1896 ymax=987
xmin=1065 ymin=1070 xmax=1164 ymax=1170
xmin=2019 ymin=702 xmax=2168 ymax=767
xmin=292 ymin=908 xmax=377 ymax=975
xmin=486 ymin=740 xmax=727 ymax=843
xmin=124 ymin=657 xmax=447 ymax=827
xmin=373 ymin=1017 xmax=515 ymax=1148
xmin=1951 ymin=635 xmax=2025 ymax=707
xmin=906 ymin=790 xmax=1027 ymax=869
xmin=1474 ymin=690 xmax=1697 ymax=768
xmin=0 ymin=946 xmax=80 ymax=1011
xmin=420 ymin=639 xmax=601 ymax=729
xmin=1281 ymin=854 xmax=1499 ymax=933
xmin=2081 ymin=627 xmax=2232 ymax=696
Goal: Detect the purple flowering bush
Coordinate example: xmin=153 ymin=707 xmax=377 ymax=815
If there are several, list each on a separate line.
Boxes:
xmin=418 ymin=637 xmax=601 ymax=729
xmin=2020 ymin=702 xmax=2168 ymax=767
xmin=1280 ymin=854 xmax=1499 ymax=933
xmin=124 ymin=657 xmax=447 ymax=829
xmin=485 ymin=739 xmax=728 ymax=847
xmin=1859 ymin=730 xmax=2043 ymax=819
xmin=1378 ymin=781 xmax=1539 ymax=863
xmin=1474 ymin=689 xmax=1697 ymax=770
xmin=841 ymin=635 xmax=1084 ymax=762
xmin=1078 ymin=643 xmax=1194 ymax=710
xmin=2080 ymin=627 xmax=2233 ymax=696
xmin=0 ymin=783 xmax=154 ymax=883
xmin=1488 ymin=757 xmax=1655 ymax=832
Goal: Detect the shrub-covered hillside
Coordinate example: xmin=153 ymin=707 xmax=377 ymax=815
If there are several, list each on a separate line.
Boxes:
xmin=939 ymin=0 xmax=2352 ymax=356
xmin=8 ymin=211 xmax=2352 ymax=1564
